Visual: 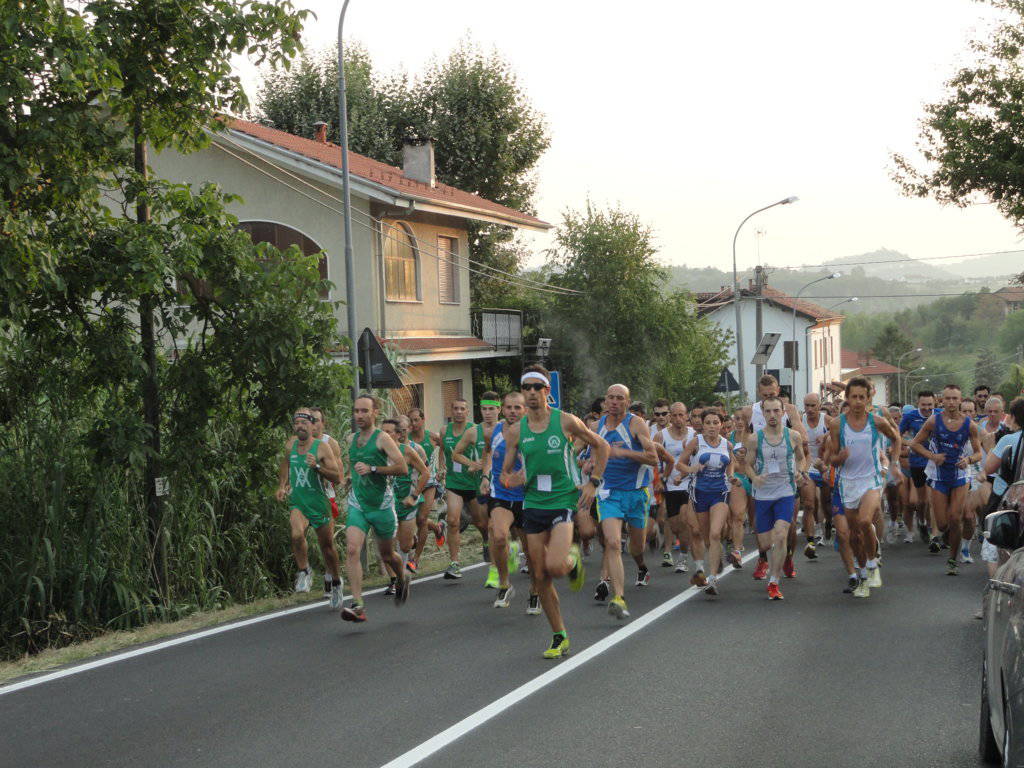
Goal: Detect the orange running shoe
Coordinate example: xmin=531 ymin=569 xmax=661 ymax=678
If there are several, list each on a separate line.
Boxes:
xmin=767 ymin=582 xmax=784 ymax=600
xmin=752 ymin=559 xmax=769 ymax=580
xmin=783 ymin=555 xmax=796 ymax=579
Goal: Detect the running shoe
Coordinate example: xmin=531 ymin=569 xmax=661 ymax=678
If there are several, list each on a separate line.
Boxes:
xmin=903 ymin=532 xmax=914 ymax=544
xmin=661 ymin=552 xmax=674 ymax=568
xmin=384 ymin=578 xmax=397 ymax=596
xmin=867 ymin=567 xmax=882 ymax=588
xmin=444 ymin=561 xmax=462 ymax=580
xmin=568 ymin=545 xmax=585 ymax=592
xmin=543 ymin=633 xmax=569 ymax=659
xmin=674 ymin=557 xmax=689 ymax=574
xmin=635 ymin=567 xmax=651 ymax=587
xmin=726 ymin=550 xmax=742 ymax=569
xmin=329 ymin=580 xmax=343 ymax=609
xmin=917 ymin=522 xmax=930 ymax=542
xmin=843 ymin=574 xmax=858 ymax=594
xmin=341 ymin=601 xmax=367 ymax=622
xmin=852 ymin=579 xmax=870 ymax=598
xmin=526 ymin=594 xmax=541 ymax=615
xmin=690 ymin=569 xmax=708 ymax=588
xmin=406 ymin=558 xmax=418 ymax=574
xmin=594 ymin=579 xmax=610 ymax=602
xmin=493 ymin=584 xmax=515 ymax=609
xmin=803 ymin=541 xmax=817 ymax=560
xmin=946 ymin=558 xmax=959 ymax=576
xmin=323 ymin=578 xmax=332 ymax=599
xmin=704 ymin=577 xmax=719 ymax=597
xmin=395 ymin=573 xmax=411 ymax=606
xmin=753 ymin=559 xmax=769 ymax=580
xmin=294 ymin=569 xmax=312 ymax=593
xmin=783 ymin=556 xmax=796 ymax=579
xmin=608 ymin=595 xmax=630 ymax=620
xmin=961 ymin=544 xmax=974 ymax=564
xmin=435 ymin=520 xmax=447 ymax=549
xmin=508 ymin=540 xmax=521 ymax=575
xmin=928 ymin=536 xmax=941 ymax=554
xmin=519 ymin=550 xmax=529 ymax=574
xmin=767 ymin=582 xmax=784 ymax=600
xmin=484 ymin=565 xmax=500 ymax=589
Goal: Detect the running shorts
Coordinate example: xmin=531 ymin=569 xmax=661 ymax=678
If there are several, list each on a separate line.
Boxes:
xmin=448 ymin=488 xmax=477 ymax=505
xmin=596 ymin=488 xmax=649 ymax=529
xmin=664 ymin=490 xmax=690 ymax=518
xmin=293 ymin=499 xmax=331 ymax=530
xmin=488 ymin=497 xmax=525 ymax=529
xmin=831 ymin=486 xmax=845 ymax=516
xmin=754 ymin=495 xmax=795 ymax=534
xmin=931 ymin=477 xmax=967 ymax=496
xmin=521 ymin=507 xmax=575 ymax=534
xmin=910 ymin=466 xmax=928 ymax=489
xmin=733 ymin=473 xmax=752 ymax=495
xmin=346 ymin=502 xmax=397 ymax=538
xmin=693 ymin=487 xmax=729 ymax=514
xmin=837 ymin=475 xmax=882 ymax=509
xmin=807 ymin=469 xmax=825 ymax=489
xmin=395 ymin=498 xmax=420 ymax=522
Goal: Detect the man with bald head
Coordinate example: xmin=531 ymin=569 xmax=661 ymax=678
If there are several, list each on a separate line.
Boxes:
xmin=654 ymin=401 xmax=699 ymax=573
xmin=799 ymin=393 xmax=831 ymax=559
xmin=593 ymin=383 xmax=658 ymax=620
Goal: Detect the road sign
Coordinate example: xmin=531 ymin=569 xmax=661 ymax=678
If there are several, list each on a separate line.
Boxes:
xmin=713 ymin=367 xmax=741 ymax=393
xmin=358 ymin=328 xmax=403 ymax=388
xmin=751 ymin=333 xmax=781 ymax=366
xmin=547 ymin=371 xmax=561 ymax=409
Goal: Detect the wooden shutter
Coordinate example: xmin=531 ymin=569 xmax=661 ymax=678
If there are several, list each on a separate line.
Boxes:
xmin=438 ymin=236 xmax=458 ymax=303
xmin=442 ymin=379 xmax=463 ymax=422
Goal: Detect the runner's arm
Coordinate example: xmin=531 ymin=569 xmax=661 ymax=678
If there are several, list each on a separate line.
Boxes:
xmin=673 ymin=439 xmax=699 ymax=476
xmin=452 ymin=426 xmax=482 ymax=472
xmin=786 ymin=404 xmax=807 ymax=443
xmin=609 ymin=418 xmax=658 ymax=466
xmin=827 ymin=420 xmax=847 ymax=467
xmin=276 ymin=439 xmax=293 ymax=501
xmin=963 ymin=422 xmax=983 ymax=467
xmin=407 ymin=443 xmax=430 ymax=497
xmin=371 ymin=431 xmax=409 ymax=476
xmin=909 ymin=417 xmax=936 ymax=461
xmin=564 ymin=412 xmax=611 ymax=512
xmin=314 ymin=440 xmax=342 ymax=485
xmin=875 ymin=416 xmax=901 ymax=469
xmin=500 ymin=422 xmax=521 ymax=486
xmin=744 ymin=433 xmax=764 ymax=486
xmin=791 ymin=429 xmax=808 ymax=475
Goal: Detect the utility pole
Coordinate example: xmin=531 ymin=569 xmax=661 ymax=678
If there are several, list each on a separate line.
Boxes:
xmin=754 ymin=265 xmax=766 ymax=383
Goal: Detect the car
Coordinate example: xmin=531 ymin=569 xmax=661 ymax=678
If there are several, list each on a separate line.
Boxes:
xmin=980 ymin=479 xmax=1024 ymax=766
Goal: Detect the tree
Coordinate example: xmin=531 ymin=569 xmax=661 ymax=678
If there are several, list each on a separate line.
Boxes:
xmin=975 ymin=347 xmax=1008 ymax=391
xmin=544 ymin=202 xmax=728 ymax=406
xmin=872 ymin=322 xmax=914 ymax=367
xmin=998 ymin=310 xmax=1024 ymax=355
xmin=999 ymin=363 xmax=1024 ymax=401
xmin=254 ymin=39 xmax=551 ymax=306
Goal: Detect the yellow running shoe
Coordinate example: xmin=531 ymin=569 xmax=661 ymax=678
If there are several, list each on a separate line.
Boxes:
xmin=867 ymin=566 xmax=882 ymax=588
xmin=484 ymin=565 xmax=499 ymax=589
xmin=568 ymin=544 xmax=585 ymax=592
xmin=608 ymin=595 xmax=630 ymax=620
xmin=543 ymin=632 xmax=570 ymax=659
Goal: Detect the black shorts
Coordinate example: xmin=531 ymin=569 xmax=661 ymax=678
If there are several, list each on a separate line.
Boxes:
xmin=488 ymin=497 xmax=525 ymax=529
xmin=910 ymin=466 xmax=928 ymax=489
xmin=665 ymin=490 xmax=690 ymax=518
xmin=448 ymin=488 xmax=477 ymax=505
xmin=522 ymin=507 xmax=575 ymax=534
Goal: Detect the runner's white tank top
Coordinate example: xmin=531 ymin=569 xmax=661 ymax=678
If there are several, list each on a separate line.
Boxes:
xmin=663 ymin=426 xmax=694 ymax=492
xmin=751 ymin=401 xmax=791 ymax=433
xmin=802 ymin=414 xmax=827 ymax=462
xmin=752 ymin=429 xmax=796 ymax=501
xmin=838 ymin=415 xmax=880 ymax=481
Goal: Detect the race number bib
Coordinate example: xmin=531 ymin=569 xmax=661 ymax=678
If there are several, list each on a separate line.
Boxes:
xmin=537 ymin=474 xmax=552 ymax=492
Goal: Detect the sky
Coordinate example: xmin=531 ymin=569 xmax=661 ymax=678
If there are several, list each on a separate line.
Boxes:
xmin=235 ymin=0 xmax=1024 ymax=272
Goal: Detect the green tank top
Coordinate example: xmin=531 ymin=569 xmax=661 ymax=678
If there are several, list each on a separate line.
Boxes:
xmin=289 ymin=438 xmax=328 ymax=508
xmin=395 ymin=442 xmax=417 ymax=499
xmin=519 ymin=408 xmax=580 ymax=509
xmin=348 ymin=429 xmax=392 ymax=510
xmin=443 ymin=422 xmax=482 ymax=491
xmin=417 ymin=431 xmax=435 ymax=467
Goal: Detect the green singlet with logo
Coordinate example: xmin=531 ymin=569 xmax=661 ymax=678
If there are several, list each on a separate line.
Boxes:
xmin=289 ymin=438 xmax=331 ymax=528
xmin=347 ymin=429 xmax=397 ymax=538
xmin=519 ymin=408 xmax=580 ymax=510
xmin=443 ymin=422 xmax=484 ymax=492
xmin=394 ymin=443 xmax=423 ymax=521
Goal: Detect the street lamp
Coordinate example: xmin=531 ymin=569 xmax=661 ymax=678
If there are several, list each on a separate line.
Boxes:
xmin=901 ymin=364 xmax=926 ymax=403
xmin=338 ymin=0 xmax=360 ymax=401
xmin=791 ymin=273 xmax=840 ymax=400
xmin=896 ymin=347 xmax=923 ymax=402
xmin=828 ymin=296 xmax=858 ymax=310
xmin=906 ymin=372 xmax=930 ymax=399
xmin=732 ymin=195 xmax=798 ymax=400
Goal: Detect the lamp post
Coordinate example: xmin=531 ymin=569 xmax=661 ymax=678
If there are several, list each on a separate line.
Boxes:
xmin=906 ymin=372 xmax=930 ymax=399
xmin=896 ymin=347 xmax=923 ymax=402
xmin=338 ymin=0 xmax=360 ymax=400
xmin=828 ymin=296 xmax=858 ymax=310
xmin=790 ymin=273 xmax=840 ymax=400
xmin=732 ymin=196 xmax=798 ymax=401
xmin=901 ymin=364 xmax=926 ymax=403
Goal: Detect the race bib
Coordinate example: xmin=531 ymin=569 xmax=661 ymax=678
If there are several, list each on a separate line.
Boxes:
xmin=767 ymin=459 xmax=780 ymax=474
xmin=537 ymin=474 xmax=552 ymax=492
xmin=453 ymin=462 xmax=463 ymax=473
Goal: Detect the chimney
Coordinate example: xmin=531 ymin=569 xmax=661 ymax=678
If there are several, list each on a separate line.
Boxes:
xmin=313 ymin=121 xmax=328 ymax=144
xmin=402 ymin=137 xmax=435 ymax=187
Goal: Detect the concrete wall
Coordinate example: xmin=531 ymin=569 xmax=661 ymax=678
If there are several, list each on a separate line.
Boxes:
xmin=401 ymin=361 xmax=474 ymax=433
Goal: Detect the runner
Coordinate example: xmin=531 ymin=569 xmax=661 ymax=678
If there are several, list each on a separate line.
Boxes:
xmin=307 ymin=406 xmax=344 ymax=597
xmin=276 ymin=410 xmax=344 ymax=608
xmin=649 ymin=399 xmax=674 ymax=567
xmin=339 ymin=394 xmax=411 ymax=622
xmin=830 ymin=378 xmax=900 ymax=598
xmin=500 ymin=364 xmax=609 ymax=658
xmin=654 ymin=401 xmax=696 ymax=574
xmin=379 ymin=417 xmax=429 ymax=595
xmin=979 ymin=395 xmax=1009 ymax=439
xmin=899 ymin=390 xmax=936 ymax=548
xmin=480 ymin=391 xmax=533 ymax=610
xmin=675 ymin=407 xmax=737 ymax=596
xmin=974 ymin=384 xmax=991 ymax=413
xmin=958 ymin=400 xmax=983 ymax=564
xmin=819 ymin=416 xmax=859 ymax=592
xmin=594 ymin=384 xmax=658 ymax=619
xmin=744 ymin=397 xmax=807 ymax=600
xmin=406 ymin=407 xmax=445 ymax=574
xmin=441 ymin=397 xmax=487 ymax=580
xmin=453 ymin=391 xmax=502 ymax=586
xmin=909 ymin=383 xmax=982 ymax=576
xmin=800 ymin=393 xmax=830 ymax=560
xmin=727 ymin=408 xmax=753 ymax=566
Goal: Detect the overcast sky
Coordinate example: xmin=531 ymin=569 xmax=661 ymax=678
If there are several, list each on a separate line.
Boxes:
xmin=236 ymin=0 xmax=1023 ymax=271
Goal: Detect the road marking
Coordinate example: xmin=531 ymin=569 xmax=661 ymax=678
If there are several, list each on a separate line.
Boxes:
xmin=0 ymin=562 xmax=486 ymax=696
xmin=379 ymin=549 xmax=760 ymax=768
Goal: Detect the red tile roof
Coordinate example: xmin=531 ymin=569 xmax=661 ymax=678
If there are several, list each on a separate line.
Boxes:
xmin=384 ymin=336 xmax=493 ymax=353
xmin=840 ymin=348 xmax=903 ymax=375
xmin=994 ymin=285 xmax=1024 ymax=302
xmin=225 ymin=119 xmax=550 ymax=230
xmin=695 ymin=286 xmax=841 ymax=322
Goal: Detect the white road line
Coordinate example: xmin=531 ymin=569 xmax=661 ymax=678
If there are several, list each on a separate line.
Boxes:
xmin=379 ymin=549 xmax=761 ymax=768
xmin=0 ymin=561 xmax=487 ymax=696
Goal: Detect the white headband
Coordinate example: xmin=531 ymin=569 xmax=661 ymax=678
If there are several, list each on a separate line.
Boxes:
xmin=521 ymin=372 xmax=550 ymax=387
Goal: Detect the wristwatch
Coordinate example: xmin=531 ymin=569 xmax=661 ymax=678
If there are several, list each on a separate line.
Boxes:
xmin=588 ymin=475 xmax=603 ymax=488
xmin=370 ymin=466 xmax=378 ymax=474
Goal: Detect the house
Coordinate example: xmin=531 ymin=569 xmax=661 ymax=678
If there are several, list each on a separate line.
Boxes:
xmin=697 ymin=283 xmax=844 ymax=403
xmin=993 ymin=286 xmax=1024 ymax=317
xmin=151 ymin=119 xmax=551 ymax=429
xmin=839 ymin=349 xmax=903 ymax=406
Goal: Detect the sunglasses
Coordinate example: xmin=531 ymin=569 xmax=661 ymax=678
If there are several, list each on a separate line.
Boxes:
xmin=521 ymin=382 xmax=547 ymax=392
xmin=653 ymin=411 xmax=669 ymax=417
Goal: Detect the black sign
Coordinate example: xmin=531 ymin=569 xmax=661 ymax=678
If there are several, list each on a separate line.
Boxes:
xmin=714 ymin=367 xmax=741 ymax=393
xmin=358 ymin=328 xmax=404 ymax=389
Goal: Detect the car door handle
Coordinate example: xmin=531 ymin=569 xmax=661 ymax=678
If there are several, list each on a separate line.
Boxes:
xmin=990 ymin=580 xmax=1021 ymax=595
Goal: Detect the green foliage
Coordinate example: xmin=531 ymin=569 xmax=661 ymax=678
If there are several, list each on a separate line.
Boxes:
xmin=998 ymin=310 xmax=1024 ymax=354
xmin=872 ymin=323 xmax=915 ymax=370
xmin=999 ymin=364 xmax=1024 ymax=401
xmin=976 ymin=347 xmax=1008 ymax=391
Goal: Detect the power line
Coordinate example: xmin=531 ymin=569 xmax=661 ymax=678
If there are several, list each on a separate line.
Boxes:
xmin=779 ymin=248 xmax=1024 ymax=271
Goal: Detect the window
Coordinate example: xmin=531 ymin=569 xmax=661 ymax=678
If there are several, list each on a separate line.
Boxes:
xmin=383 ymin=221 xmax=419 ymax=301
xmin=238 ymin=221 xmax=328 ymax=299
xmin=442 ymin=379 xmax=463 ymax=422
xmin=438 ymin=235 xmax=459 ymax=304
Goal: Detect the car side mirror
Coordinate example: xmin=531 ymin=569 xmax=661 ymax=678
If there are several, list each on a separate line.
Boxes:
xmin=985 ymin=508 xmax=1022 ymax=550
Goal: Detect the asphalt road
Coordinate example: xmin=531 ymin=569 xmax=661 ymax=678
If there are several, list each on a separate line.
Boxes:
xmin=0 ymin=535 xmax=989 ymax=768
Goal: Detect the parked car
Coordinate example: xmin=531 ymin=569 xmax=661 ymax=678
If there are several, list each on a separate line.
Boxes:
xmin=981 ymin=479 xmax=1024 ymax=766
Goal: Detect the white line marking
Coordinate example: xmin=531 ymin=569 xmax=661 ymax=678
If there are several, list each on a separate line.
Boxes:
xmin=0 ymin=562 xmax=486 ymax=696
xmin=379 ymin=550 xmax=760 ymax=768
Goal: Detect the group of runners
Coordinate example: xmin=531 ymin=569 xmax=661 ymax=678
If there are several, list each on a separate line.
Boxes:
xmin=277 ymin=368 xmax=1024 ymax=658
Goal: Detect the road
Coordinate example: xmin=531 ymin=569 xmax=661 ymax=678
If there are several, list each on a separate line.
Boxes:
xmin=0 ymin=536 xmax=989 ymax=768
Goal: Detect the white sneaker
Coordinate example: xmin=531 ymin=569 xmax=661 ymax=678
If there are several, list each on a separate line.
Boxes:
xmin=518 ymin=551 xmax=529 ymax=574
xmin=674 ymin=557 xmax=688 ymax=574
xmin=329 ymin=579 xmax=343 ymax=609
xmin=294 ymin=569 xmax=312 ymax=593
xmin=493 ymin=584 xmax=515 ymax=609
xmin=867 ymin=567 xmax=882 ymax=588
xmin=961 ymin=544 xmax=974 ymax=564
xmin=903 ymin=532 xmax=914 ymax=544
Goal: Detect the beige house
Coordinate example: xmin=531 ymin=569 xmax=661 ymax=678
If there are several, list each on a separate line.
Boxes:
xmin=152 ymin=119 xmax=550 ymax=430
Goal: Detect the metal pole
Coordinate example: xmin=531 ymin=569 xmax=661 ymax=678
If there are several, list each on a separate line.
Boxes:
xmin=791 ymin=274 xmax=834 ymax=403
xmin=338 ymin=0 xmax=360 ymax=400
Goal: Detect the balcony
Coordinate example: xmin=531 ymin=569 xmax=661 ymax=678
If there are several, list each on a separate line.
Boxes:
xmin=472 ymin=308 xmax=523 ymax=355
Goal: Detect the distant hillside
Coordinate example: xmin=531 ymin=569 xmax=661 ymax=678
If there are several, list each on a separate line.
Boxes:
xmin=940 ymin=250 xmax=1024 ymax=280
xmin=822 ymin=248 xmax=960 ymax=282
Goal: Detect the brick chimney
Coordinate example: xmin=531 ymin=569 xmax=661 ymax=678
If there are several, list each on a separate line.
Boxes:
xmin=402 ymin=137 xmax=435 ymax=187
xmin=313 ymin=121 xmax=328 ymax=144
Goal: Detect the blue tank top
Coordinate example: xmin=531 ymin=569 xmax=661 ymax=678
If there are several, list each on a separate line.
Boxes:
xmin=691 ymin=434 xmax=732 ymax=494
xmin=597 ymin=413 xmax=653 ymax=491
xmin=489 ymin=421 xmax=525 ymax=502
xmin=930 ymin=412 xmax=971 ymax=483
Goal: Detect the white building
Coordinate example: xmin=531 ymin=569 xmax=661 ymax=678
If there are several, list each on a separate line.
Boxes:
xmin=698 ymin=285 xmax=844 ymax=402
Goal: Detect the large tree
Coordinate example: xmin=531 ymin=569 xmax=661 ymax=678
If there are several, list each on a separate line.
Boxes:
xmin=254 ymin=40 xmax=551 ymax=306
